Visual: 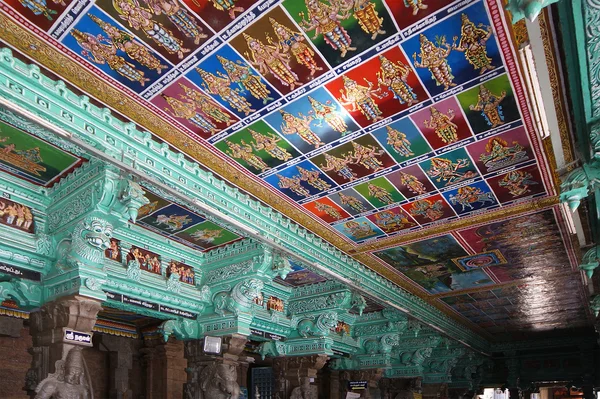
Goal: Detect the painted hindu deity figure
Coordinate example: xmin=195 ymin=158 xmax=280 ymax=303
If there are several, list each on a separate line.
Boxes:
xmin=71 ymin=29 xmax=150 ymax=86
xmin=196 ymin=68 xmax=254 ymax=115
xmin=350 ymin=142 xmax=385 ymax=172
xmin=405 ymin=0 xmax=427 ymax=16
xmin=377 ymin=55 xmax=418 ymax=106
xmin=307 ymin=96 xmax=350 ymax=135
xmin=479 ymin=137 xmax=527 ymax=171
xmin=320 ymin=153 xmax=356 ymax=181
xmin=386 ymin=126 xmax=413 ymax=157
xmin=339 ymin=76 xmax=384 ymax=122
xmin=19 ymin=0 xmax=62 ymax=20
xmin=243 ymin=33 xmax=302 ymax=91
xmin=409 ymin=199 xmax=445 ymax=221
xmin=249 ymin=129 xmax=292 ymax=161
xmin=190 ymin=228 xmax=222 ymax=243
xmin=225 ymin=140 xmax=270 ymax=172
xmin=338 ymin=192 xmax=367 ymax=213
xmin=269 ymin=18 xmax=322 ymax=76
xmin=412 ymin=34 xmax=455 ymax=90
xmin=423 ymin=107 xmax=458 ymax=144
xmin=277 ymin=174 xmax=311 ymax=197
xmin=374 ymin=210 xmax=410 ymax=232
xmin=299 ymin=0 xmax=356 ymax=57
xmin=398 ymin=172 xmax=427 ymax=195
xmin=297 ymin=166 xmax=331 ymax=191
xmin=427 ymin=157 xmax=476 ymax=186
xmin=178 ymin=83 xmax=235 ymax=126
xmin=162 ymin=94 xmax=218 ymax=134
xmin=335 ymin=0 xmax=386 ymax=40
xmin=216 ymin=55 xmax=273 ymax=104
xmin=453 ymin=14 xmax=495 ymax=75
xmin=343 ymin=220 xmax=375 ymax=239
xmin=204 ymin=0 xmax=243 ymax=19
xmin=315 ymin=201 xmax=342 ymax=219
xmin=0 ymin=137 xmax=46 ymax=176
xmin=280 ymin=110 xmax=324 ymax=148
xmin=113 ymin=0 xmax=189 ymax=59
xmin=89 ymin=14 xmax=167 ymax=74
xmin=499 ymin=170 xmax=537 ymax=197
xmin=449 ymin=185 xmax=495 ymax=211
xmin=368 ymin=183 xmax=394 ymax=204
xmin=469 ymin=85 xmax=506 ymax=128
xmin=144 ymin=0 xmax=207 ymax=45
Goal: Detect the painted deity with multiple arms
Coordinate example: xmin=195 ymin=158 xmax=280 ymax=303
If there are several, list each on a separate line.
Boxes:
xmin=19 ymin=0 xmax=61 ymax=20
xmin=350 ymin=142 xmax=385 ymax=172
xmin=374 ymin=210 xmax=410 ymax=231
xmin=427 ymin=157 xmax=476 ymax=186
xmin=280 ymin=110 xmax=324 ymax=148
xmin=269 ymin=18 xmax=323 ymax=76
xmin=226 ymin=140 xmax=270 ymax=172
xmin=162 ymin=94 xmax=218 ymax=134
xmin=386 ymin=126 xmax=414 ymax=157
xmin=409 ymin=199 xmax=444 ymax=221
xmin=196 ymin=68 xmax=254 ymax=115
xmin=449 ymin=185 xmax=495 ymax=211
xmin=216 ymin=55 xmax=273 ymax=104
xmin=339 ymin=76 xmax=385 ymax=122
xmin=71 ymin=29 xmax=150 ymax=86
xmin=336 ymin=0 xmax=386 ymax=40
xmin=299 ymin=0 xmax=356 ymax=57
xmin=470 ymin=84 xmax=506 ymax=128
xmin=35 ymin=347 xmax=91 ymax=399
xmin=399 ymin=172 xmax=427 ymax=195
xmin=315 ymin=201 xmax=342 ymax=219
xmin=143 ymin=0 xmax=207 ymax=45
xmin=297 ymin=166 xmax=331 ymax=191
xmin=413 ymin=34 xmax=455 ymax=90
xmin=249 ymin=129 xmax=292 ymax=161
xmin=499 ymin=170 xmax=537 ymax=197
xmin=308 ymin=96 xmax=350 ymax=134
xmin=405 ymin=0 xmax=427 ymax=15
xmin=453 ymin=14 xmax=495 ymax=75
xmin=204 ymin=0 xmax=243 ymax=19
xmin=88 ymin=14 xmax=167 ymax=74
xmin=277 ymin=174 xmax=310 ymax=197
xmin=0 ymin=138 xmax=46 ymax=176
xmin=243 ymin=33 xmax=302 ymax=91
xmin=377 ymin=55 xmax=418 ymax=106
xmin=339 ymin=192 xmax=367 ymax=213
xmin=178 ymin=83 xmax=235 ymax=126
xmin=424 ymin=107 xmax=458 ymax=144
xmin=480 ymin=137 xmax=526 ymax=170
xmin=344 ymin=220 xmax=375 ymax=239
xmin=113 ymin=0 xmax=189 ymax=59
xmin=368 ymin=183 xmax=394 ymax=204
xmin=320 ymin=153 xmax=356 ymax=181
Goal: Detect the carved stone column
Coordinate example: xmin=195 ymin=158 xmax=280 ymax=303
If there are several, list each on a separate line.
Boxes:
xmin=273 ymin=354 xmax=328 ymax=398
xmin=378 ymin=378 xmax=418 ymax=399
xmin=140 ymin=336 xmax=187 ymax=399
xmin=25 ymin=295 xmax=102 ymax=398
xmin=184 ymin=334 xmax=250 ymax=399
xmin=98 ymin=334 xmax=136 ymax=399
xmin=339 ymin=369 xmax=384 ymax=399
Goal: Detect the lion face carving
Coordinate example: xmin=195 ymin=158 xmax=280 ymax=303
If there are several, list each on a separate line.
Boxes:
xmin=83 ymin=218 xmax=113 ymax=251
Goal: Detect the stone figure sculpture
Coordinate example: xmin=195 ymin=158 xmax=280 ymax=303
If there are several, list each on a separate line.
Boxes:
xmin=199 ymin=363 xmax=241 ymax=399
xmin=34 ymin=346 xmax=92 ymax=399
xmin=290 ymin=377 xmax=317 ymax=399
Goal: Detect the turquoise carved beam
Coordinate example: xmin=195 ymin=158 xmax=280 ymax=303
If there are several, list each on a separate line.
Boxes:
xmin=505 ymin=0 xmax=561 ymax=22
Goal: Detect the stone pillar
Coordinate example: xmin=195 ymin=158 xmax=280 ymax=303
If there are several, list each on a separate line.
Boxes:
xmin=508 ymin=388 xmax=521 ymax=399
xmin=273 ymin=354 xmax=328 ymax=398
xmin=184 ymin=334 xmax=250 ymax=399
xmin=140 ymin=336 xmax=187 ymax=399
xmin=341 ymin=369 xmax=384 ymax=398
xmin=98 ymin=334 xmax=136 ymax=399
xmin=25 ymin=295 xmax=102 ymax=398
xmin=379 ymin=378 xmax=420 ymax=399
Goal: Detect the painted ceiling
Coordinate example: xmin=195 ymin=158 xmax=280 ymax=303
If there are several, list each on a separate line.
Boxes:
xmin=0 ymin=0 xmax=591 ymax=339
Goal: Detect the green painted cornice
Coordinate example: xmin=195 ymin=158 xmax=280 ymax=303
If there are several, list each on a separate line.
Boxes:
xmin=0 ymin=47 xmax=489 ymax=351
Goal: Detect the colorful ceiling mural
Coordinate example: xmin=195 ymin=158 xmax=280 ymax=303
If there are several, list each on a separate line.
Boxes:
xmin=0 ymin=0 xmax=585 ymax=339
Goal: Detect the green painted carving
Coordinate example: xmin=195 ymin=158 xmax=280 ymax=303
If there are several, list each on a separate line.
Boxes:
xmin=55 ymin=216 xmax=113 ymax=272
xmin=591 ymin=295 xmax=600 ymax=317
xmin=126 ymin=259 xmax=141 ymax=282
xmin=213 ymin=278 xmax=264 ymax=316
xmin=0 ymin=279 xmax=41 ymax=307
xmin=560 ymin=163 xmax=600 ymax=211
xmin=297 ymin=312 xmax=338 ymax=338
xmin=166 ymin=272 xmax=182 ymax=294
xmin=159 ymin=318 xmax=201 ymax=341
xmin=505 ymin=0 xmax=560 ymax=22
xmin=363 ymin=333 xmax=399 ymax=355
xmin=330 ymin=358 xmax=359 ymax=370
xmin=257 ymin=340 xmax=286 ymax=360
xmin=579 ymin=246 xmax=600 ymax=278
xmin=400 ymin=347 xmax=433 ymax=367
xmin=35 ymin=234 xmax=54 ymax=257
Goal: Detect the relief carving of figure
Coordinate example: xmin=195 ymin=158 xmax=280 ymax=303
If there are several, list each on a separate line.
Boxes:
xmin=200 ymin=363 xmax=241 ymax=399
xmin=290 ymin=377 xmax=317 ymax=399
xmin=34 ymin=346 xmax=92 ymax=399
